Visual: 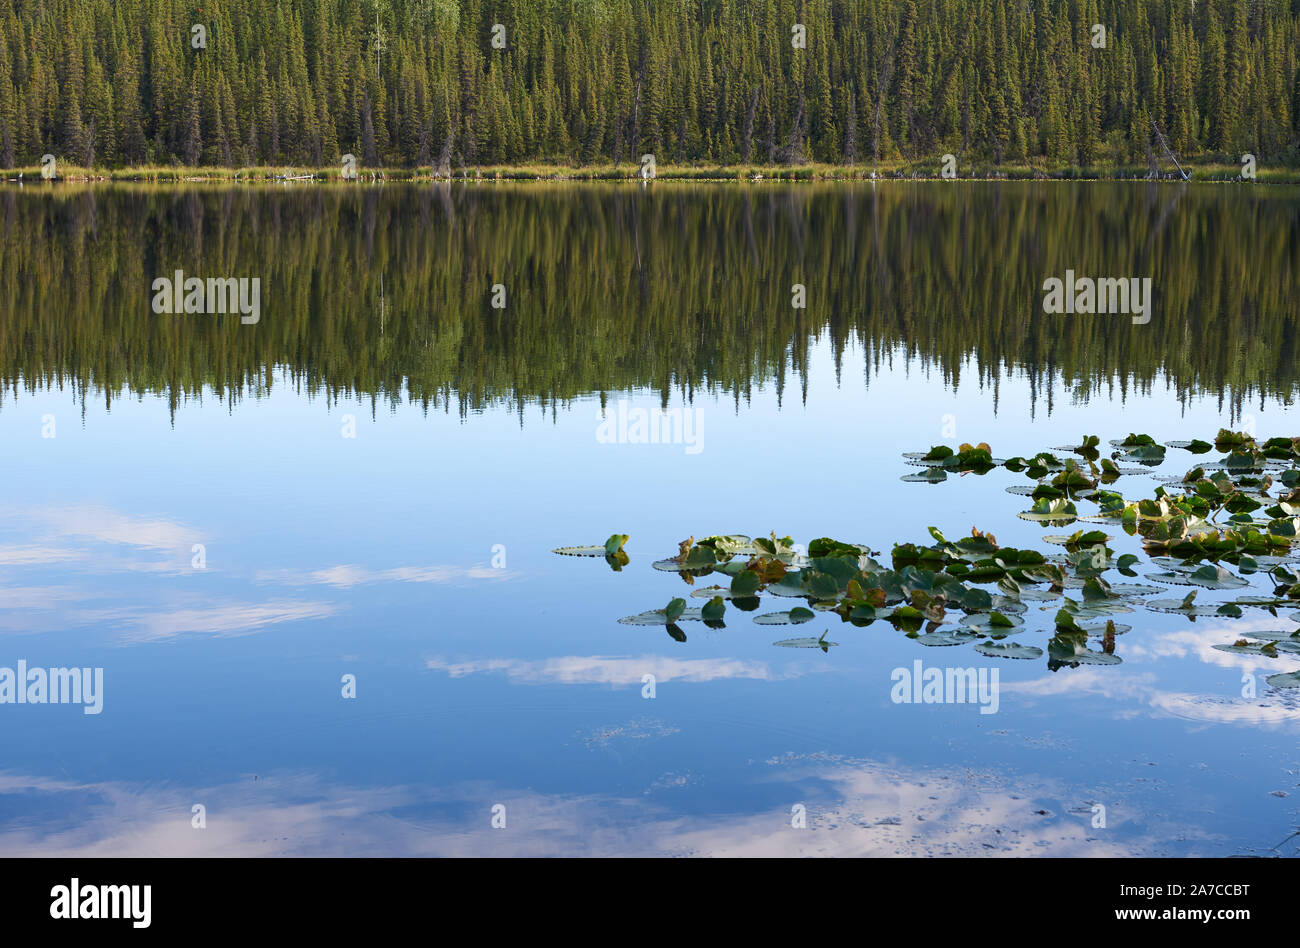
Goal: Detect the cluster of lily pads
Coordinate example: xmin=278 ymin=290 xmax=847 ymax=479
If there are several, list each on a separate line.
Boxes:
xmin=552 ymin=430 xmax=1300 ymax=688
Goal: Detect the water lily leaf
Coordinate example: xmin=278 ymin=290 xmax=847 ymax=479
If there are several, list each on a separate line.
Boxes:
xmin=914 ymin=629 xmax=982 ymax=646
xmin=1240 ymin=630 xmax=1300 ymax=642
xmin=730 ymin=569 xmax=761 ymax=597
xmin=618 ymin=603 xmax=704 ymax=626
xmin=697 ymin=535 xmax=753 ymax=555
xmin=619 ymin=610 xmax=674 ymax=626
xmin=653 ymin=542 xmax=719 ymax=570
xmin=1212 ymin=640 xmax=1281 ymax=657
xmin=1265 ymin=671 xmax=1300 ymax=689
xmin=808 ymin=539 xmax=874 ymax=558
xmin=766 ymin=571 xmax=810 ymax=597
xmin=552 ymin=545 xmax=611 ymax=557
xmin=1106 ymin=583 xmax=1165 ymax=596
xmin=988 ymin=596 xmax=1028 ymax=615
xmin=1185 ymin=564 xmax=1250 ymax=589
xmin=1048 ymin=629 xmax=1122 ymax=666
xmin=1146 ymin=566 xmax=1250 ymax=590
xmin=1144 ymin=599 xmax=1226 ymax=616
xmin=907 ymin=446 xmax=953 ymax=462
xmin=974 ymin=641 xmax=1044 ymax=660
xmin=1120 ymin=444 xmax=1167 ymax=462
xmin=805 ymin=570 xmax=841 ymax=600
xmin=1016 ymin=587 xmax=1062 ymax=601
xmin=1080 ymin=622 xmax=1132 ymax=635
xmin=959 ymin=611 xmax=1023 ymax=630
xmin=1018 ymin=498 xmax=1078 ymax=524
xmin=700 ymin=596 xmax=726 ymax=622
xmin=773 ymin=637 xmax=838 ymax=649
xmin=752 ymin=608 xmax=815 ymax=625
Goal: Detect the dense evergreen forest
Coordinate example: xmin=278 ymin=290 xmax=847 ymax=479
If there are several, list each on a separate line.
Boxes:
xmin=0 ymin=0 xmax=1298 ymax=171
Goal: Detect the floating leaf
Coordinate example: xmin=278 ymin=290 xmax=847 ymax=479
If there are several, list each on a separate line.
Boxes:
xmin=753 ymin=608 xmax=815 ymax=625
xmin=974 ymin=641 xmax=1044 ymax=660
xmin=730 ymin=569 xmax=761 ymax=597
xmin=914 ymin=629 xmax=982 ymax=646
xmin=773 ymin=636 xmax=837 ymax=649
xmin=700 ymin=596 xmax=726 ymax=622
xmin=959 ymin=611 xmax=1023 ymax=630
xmin=618 ymin=604 xmax=703 ymax=626
xmin=1048 ymin=629 xmax=1122 ymax=666
xmin=552 ymin=545 xmax=610 ymax=557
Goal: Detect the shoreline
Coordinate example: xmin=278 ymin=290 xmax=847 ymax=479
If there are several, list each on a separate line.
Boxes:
xmin=4 ymin=161 xmax=1297 ymax=186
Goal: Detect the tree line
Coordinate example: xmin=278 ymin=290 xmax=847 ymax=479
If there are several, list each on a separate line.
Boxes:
xmin=1 ymin=0 xmax=1298 ymax=170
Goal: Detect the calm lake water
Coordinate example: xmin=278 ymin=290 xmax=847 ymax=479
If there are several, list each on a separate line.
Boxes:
xmin=2 ymin=181 xmax=1298 ymax=856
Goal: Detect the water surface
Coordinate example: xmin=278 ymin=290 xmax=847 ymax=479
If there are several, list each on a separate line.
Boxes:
xmin=2 ymin=182 xmax=1298 ymax=856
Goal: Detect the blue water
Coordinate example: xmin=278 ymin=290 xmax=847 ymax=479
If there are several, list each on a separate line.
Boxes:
xmin=1 ymin=183 xmax=1298 ymax=856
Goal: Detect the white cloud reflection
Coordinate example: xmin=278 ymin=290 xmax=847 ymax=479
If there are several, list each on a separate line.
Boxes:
xmin=0 ymin=757 xmax=1189 ymax=857
xmin=261 ymin=564 xmax=513 ymax=588
xmin=426 ymin=654 xmax=783 ymax=686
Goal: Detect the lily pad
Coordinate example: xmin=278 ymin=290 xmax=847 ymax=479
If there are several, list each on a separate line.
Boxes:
xmin=974 ymin=641 xmax=1044 ymax=660
xmin=959 ymin=611 xmax=1024 ymax=630
xmin=913 ymin=629 xmax=983 ymax=646
xmin=1265 ymin=671 xmax=1300 ymax=689
xmin=773 ymin=636 xmax=838 ymax=649
xmin=752 ymin=608 xmax=816 ymax=625
xmin=1048 ymin=630 xmax=1123 ymax=666
xmin=618 ymin=604 xmax=705 ymax=626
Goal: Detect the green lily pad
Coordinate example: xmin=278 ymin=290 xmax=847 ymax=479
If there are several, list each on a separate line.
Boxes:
xmin=752 ymin=608 xmax=816 ymax=625
xmin=772 ymin=637 xmax=837 ymax=649
xmin=690 ymin=585 xmax=734 ymax=599
xmin=902 ymin=469 xmax=949 ymax=483
xmin=1048 ymin=630 xmax=1122 ymax=666
xmin=618 ymin=605 xmax=704 ymax=626
xmin=1265 ymin=671 xmax=1300 ymax=689
xmin=959 ymin=611 xmax=1023 ymax=630
xmin=914 ymin=630 xmax=983 ymax=646
xmin=730 ymin=569 xmax=761 ymax=597
xmin=1018 ymin=498 xmax=1078 ymax=525
xmin=700 ymin=596 xmax=727 ymax=622
xmin=974 ymin=641 xmax=1044 ymax=660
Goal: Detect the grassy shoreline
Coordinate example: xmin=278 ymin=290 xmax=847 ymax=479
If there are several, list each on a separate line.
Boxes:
xmin=5 ymin=160 xmax=1297 ymax=185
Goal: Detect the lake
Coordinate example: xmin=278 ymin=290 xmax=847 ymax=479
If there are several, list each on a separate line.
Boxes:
xmin=1 ymin=181 xmax=1298 ymax=856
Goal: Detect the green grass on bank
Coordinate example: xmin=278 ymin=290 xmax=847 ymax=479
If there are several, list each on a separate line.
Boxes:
xmin=4 ymin=160 xmax=1297 ymax=184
